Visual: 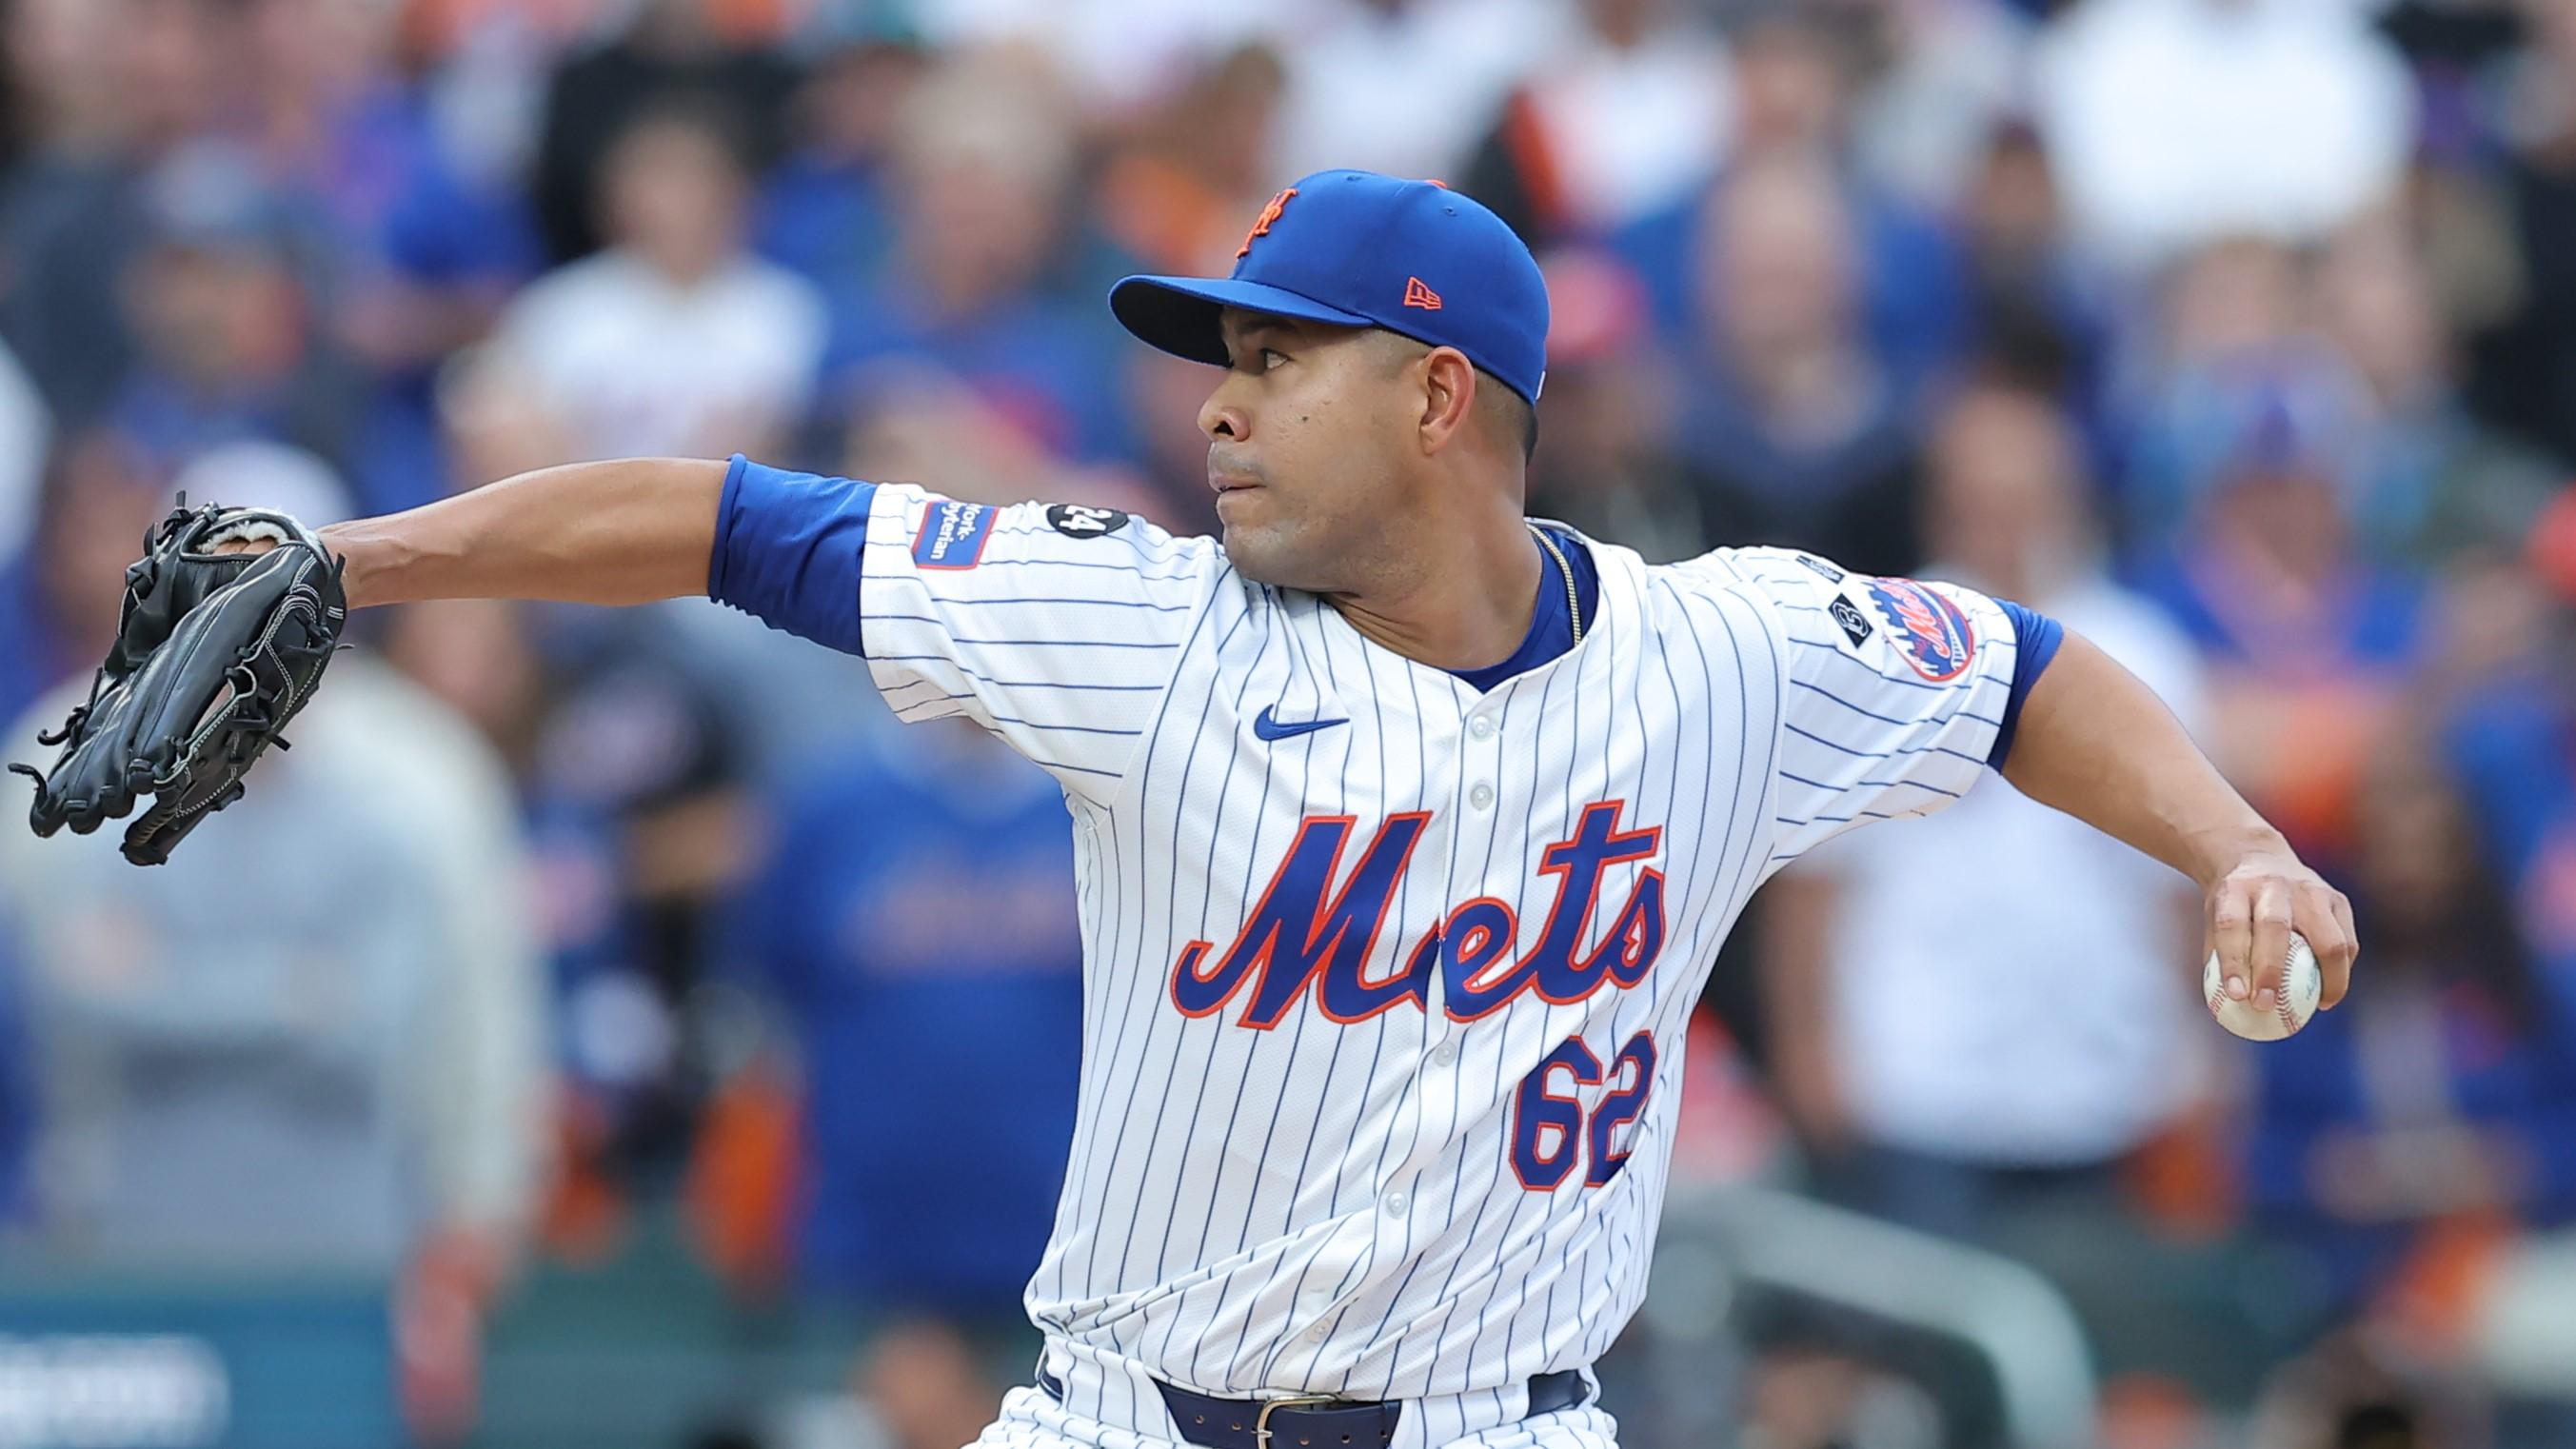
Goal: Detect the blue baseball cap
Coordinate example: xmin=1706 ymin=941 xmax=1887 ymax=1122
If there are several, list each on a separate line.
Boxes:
xmin=1109 ymin=169 xmax=1551 ymax=404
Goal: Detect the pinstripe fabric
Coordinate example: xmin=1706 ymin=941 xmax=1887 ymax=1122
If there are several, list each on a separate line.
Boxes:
xmin=849 ymin=490 xmax=2018 ymax=1443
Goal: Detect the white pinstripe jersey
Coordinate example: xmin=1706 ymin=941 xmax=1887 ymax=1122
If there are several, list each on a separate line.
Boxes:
xmin=855 ymin=484 xmax=2019 ymax=1400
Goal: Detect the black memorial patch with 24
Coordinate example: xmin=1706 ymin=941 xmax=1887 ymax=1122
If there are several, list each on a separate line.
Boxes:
xmin=1046 ymin=504 xmax=1131 ymax=539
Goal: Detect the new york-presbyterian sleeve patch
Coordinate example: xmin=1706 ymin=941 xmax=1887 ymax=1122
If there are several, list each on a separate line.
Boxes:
xmin=913 ymin=499 xmax=997 ymax=569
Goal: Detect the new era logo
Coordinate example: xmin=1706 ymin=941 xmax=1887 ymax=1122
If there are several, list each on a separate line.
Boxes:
xmin=1402 ymin=277 xmax=1442 ymax=310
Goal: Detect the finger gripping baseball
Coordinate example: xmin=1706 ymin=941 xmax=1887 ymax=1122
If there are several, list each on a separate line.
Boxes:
xmin=11 ymin=505 xmax=347 ymax=865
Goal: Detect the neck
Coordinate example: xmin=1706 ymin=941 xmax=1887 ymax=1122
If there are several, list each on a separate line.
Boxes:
xmin=1324 ymin=506 xmax=1544 ymax=672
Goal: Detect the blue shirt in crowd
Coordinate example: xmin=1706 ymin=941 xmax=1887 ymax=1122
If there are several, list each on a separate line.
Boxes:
xmin=730 ymin=724 xmax=1086 ymax=1312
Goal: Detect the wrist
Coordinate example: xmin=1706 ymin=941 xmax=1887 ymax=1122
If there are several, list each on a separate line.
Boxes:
xmin=2180 ymin=818 xmax=2291 ymax=890
xmin=319 ymin=519 xmax=400 ymax=610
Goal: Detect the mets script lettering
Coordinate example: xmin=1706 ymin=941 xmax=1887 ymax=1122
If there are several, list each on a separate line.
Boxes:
xmin=1169 ymin=802 xmax=1667 ymax=1028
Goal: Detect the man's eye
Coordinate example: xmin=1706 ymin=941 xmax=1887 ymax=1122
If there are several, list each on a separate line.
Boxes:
xmin=1260 ymin=348 xmax=1287 ymax=370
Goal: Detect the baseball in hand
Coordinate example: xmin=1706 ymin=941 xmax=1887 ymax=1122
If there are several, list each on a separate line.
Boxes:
xmin=2204 ymin=933 xmax=2322 ymax=1042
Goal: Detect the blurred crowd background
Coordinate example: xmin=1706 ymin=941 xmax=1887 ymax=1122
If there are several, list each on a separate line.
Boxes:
xmin=1 ymin=0 xmax=2574 ymax=1447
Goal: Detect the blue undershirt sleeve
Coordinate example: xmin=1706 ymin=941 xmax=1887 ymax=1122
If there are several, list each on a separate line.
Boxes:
xmin=1986 ymin=599 xmax=2065 ymax=769
xmin=706 ymin=453 xmax=878 ymax=657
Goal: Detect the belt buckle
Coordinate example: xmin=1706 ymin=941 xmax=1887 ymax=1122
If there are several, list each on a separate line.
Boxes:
xmin=1252 ymin=1393 xmax=1342 ymax=1448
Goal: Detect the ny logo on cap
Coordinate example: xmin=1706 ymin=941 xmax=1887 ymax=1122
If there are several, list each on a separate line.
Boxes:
xmin=1237 ymin=188 xmax=1298 ymax=259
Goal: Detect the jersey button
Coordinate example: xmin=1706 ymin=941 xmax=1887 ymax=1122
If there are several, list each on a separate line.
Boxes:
xmin=1468 ymin=714 xmax=1496 ymax=741
xmin=1431 ymin=1042 xmax=1456 ymax=1066
xmin=1382 ymin=1192 xmax=1407 ymax=1216
xmin=1468 ymin=783 xmax=1495 ymax=811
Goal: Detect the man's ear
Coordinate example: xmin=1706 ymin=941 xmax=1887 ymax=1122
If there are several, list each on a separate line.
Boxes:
xmin=1417 ymin=347 xmax=1476 ymax=453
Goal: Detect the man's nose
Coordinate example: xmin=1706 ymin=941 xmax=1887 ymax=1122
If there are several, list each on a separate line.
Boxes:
xmin=1199 ymin=384 xmax=1247 ymax=443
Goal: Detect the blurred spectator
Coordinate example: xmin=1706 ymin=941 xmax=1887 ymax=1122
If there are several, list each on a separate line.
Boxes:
xmin=654 ymin=592 xmax=901 ymax=784
xmin=2400 ymin=486 xmax=2576 ymax=1433
xmin=0 ymin=413 xmax=79 ymax=1226
xmin=1954 ymin=117 xmax=2112 ymax=422
xmin=1615 ymin=6 xmax=1971 ymax=408
xmin=2110 ymin=236 xmax=2328 ymax=547
xmin=2032 ymin=0 xmax=2417 ymax=273
xmin=106 ymin=140 xmax=367 ymax=482
xmin=2248 ymin=1334 xmax=2495 ymax=1449
xmin=2148 ymin=232 xmax=2309 ymax=373
xmin=2445 ymin=515 xmax=2576 ymax=1039
xmin=1666 ymin=150 xmax=1926 ymax=573
xmin=1841 ymin=0 xmax=2033 ymax=213
xmin=2427 ymin=493 xmax=2576 ymax=1439
xmin=382 ymin=597 xmax=546 ymax=772
xmin=398 ymin=0 xmax=600 ymax=190
xmin=0 ymin=0 xmax=226 ymax=428
xmin=902 ymin=0 xmax=1277 ymax=118
xmin=385 ymin=592 xmax=754 ymax=1210
xmin=530 ymin=0 xmax=798 ymax=263
xmin=0 ymin=453 xmax=549 ymax=1435
xmin=422 ymin=384 xmax=810 ymax=1208
xmin=0 ymin=931 xmax=31 ymax=1236
xmin=1765 ymin=377 xmax=2205 ymax=1219
xmin=468 ymin=102 xmax=825 ymax=468
xmin=168 ymin=436 xmax=357 ymax=534
xmin=730 ymin=720 xmax=1084 ymax=1449
xmin=2126 ymin=369 xmax=2428 ymax=867
xmin=2241 ymin=733 xmax=2576 ymax=1367
xmin=2115 ymin=241 xmax=2350 ymax=552
xmin=1727 ymin=3 xmax=1851 ymax=162
xmin=822 ymin=52 xmax=1136 ymax=478
xmin=1120 ymin=347 xmax=1230 ymax=538
xmin=1459 ymin=0 xmax=1733 ymax=245
xmin=1091 ymin=41 xmax=1295 ymax=531
xmin=0 ymin=430 xmax=168 ymax=730
xmin=1763 ymin=377 xmax=2229 ymax=1419
xmin=0 ymin=334 xmax=52 ymax=564
xmin=1760 ymin=379 xmax=2227 ymax=1429
xmin=2466 ymin=0 xmax=2576 ymax=466
xmin=3 ymin=655 xmax=552 ymax=1429
xmin=224 ymin=0 xmax=540 ymax=514
xmin=752 ymin=27 xmax=924 ymax=299
xmin=1526 ymin=248 xmax=1707 ymax=561
xmin=2532 ymin=487 xmax=2576 ymax=611
xmin=2314 ymin=213 xmax=2565 ymax=565
xmin=1093 ymin=43 xmax=1289 ymax=276
xmin=1266 ymin=0 xmax=1572 ymax=184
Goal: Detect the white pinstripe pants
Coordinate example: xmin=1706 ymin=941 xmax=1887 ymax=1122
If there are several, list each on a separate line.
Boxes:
xmin=964 ymin=1381 xmax=1623 ymax=1449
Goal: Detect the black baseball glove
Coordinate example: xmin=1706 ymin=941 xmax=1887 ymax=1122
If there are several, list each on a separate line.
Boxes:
xmin=11 ymin=499 xmax=347 ymax=865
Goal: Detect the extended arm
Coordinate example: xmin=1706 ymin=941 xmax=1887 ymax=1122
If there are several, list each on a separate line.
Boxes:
xmin=318 ymin=457 xmax=728 ymax=609
xmin=2001 ymin=630 xmax=2358 ymax=1009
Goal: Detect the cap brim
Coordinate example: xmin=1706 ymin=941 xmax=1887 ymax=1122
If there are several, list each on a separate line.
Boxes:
xmin=1109 ymin=275 xmax=1377 ymax=367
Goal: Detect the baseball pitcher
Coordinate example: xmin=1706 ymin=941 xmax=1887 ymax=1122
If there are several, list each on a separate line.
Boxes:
xmin=16 ymin=171 xmax=2355 ymax=1449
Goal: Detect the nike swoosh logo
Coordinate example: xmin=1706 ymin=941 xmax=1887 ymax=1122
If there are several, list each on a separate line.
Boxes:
xmin=1253 ymin=705 xmax=1348 ymax=742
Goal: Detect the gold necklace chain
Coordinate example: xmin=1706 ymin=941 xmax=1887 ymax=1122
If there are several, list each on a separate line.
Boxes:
xmin=1528 ymin=524 xmax=1585 ymax=645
